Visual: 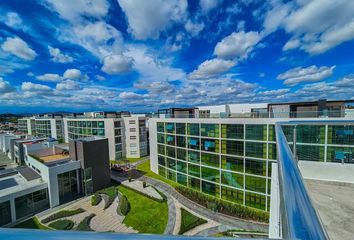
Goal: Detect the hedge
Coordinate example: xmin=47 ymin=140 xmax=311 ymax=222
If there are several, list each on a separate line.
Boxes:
xmin=48 ymin=219 xmax=74 ymax=230
xmin=175 ymin=186 xmax=269 ymax=223
xmin=76 ymin=214 xmax=96 ymax=231
xmin=98 ymin=186 xmax=118 ymax=209
xmin=179 ymin=208 xmax=207 ymax=234
xmin=91 ymin=194 xmax=102 ymax=206
xmin=42 ymin=208 xmax=85 ymax=223
xmin=117 ymin=193 xmax=130 ymax=216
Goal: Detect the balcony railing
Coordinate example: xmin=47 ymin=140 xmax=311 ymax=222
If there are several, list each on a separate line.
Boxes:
xmin=154 ymin=109 xmax=354 ymax=119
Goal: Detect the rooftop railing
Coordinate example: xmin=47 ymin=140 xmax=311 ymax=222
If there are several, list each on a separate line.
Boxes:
xmin=154 ymin=109 xmax=354 ymax=119
xmin=273 ymin=120 xmax=348 ymax=239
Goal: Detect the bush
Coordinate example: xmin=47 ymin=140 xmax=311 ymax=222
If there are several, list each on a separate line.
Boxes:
xmin=48 ymin=219 xmax=74 ymax=230
xmin=91 ymin=194 xmax=102 ymax=206
xmin=76 ymin=214 xmax=96 ymax=231
xmin=98 ymin=186 xmax=118 ymax=209
xmin=142 ymin=181 xmax=147 ymax=188
xmin=175 ymin=186 xmax=269 ymax=223
xmin=179 ymin=208 xmax=207 ymax=234
xmin=118 ymin=193 xmax=130 ymax=216
xmin=42 ymin=208 xmax=85 ymax=224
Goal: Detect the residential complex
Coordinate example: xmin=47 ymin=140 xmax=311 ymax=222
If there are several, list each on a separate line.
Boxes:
xmin=0 ymin=136 xmax=110 ymax=226
xmin=149 ymin=102 xmax=354 ymax=211
xmin=17 ymin=118 xmax=35 ymax=136
xmin=123 ymin=115 xmax=148 ymax=158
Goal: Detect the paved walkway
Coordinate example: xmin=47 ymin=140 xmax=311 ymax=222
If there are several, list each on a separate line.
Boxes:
xmin=140 ymin=176 xmax=269 ymax=233
xmin=39 ymin=196 xmax=137 ymax=233
xmin=119 ymin=179 xmax=163 ymax=201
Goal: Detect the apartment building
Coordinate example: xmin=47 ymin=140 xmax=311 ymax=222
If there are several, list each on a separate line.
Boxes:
xmin=149 ymin=116 xmax=354 ymax=212
xmin=123 ymin=115 xmax=148 ymax=158
xmin=63 ymin=117 xmax=124 ymax=160
xmin=34 ymin=117 xmax=64 ymax=141
xmin=0 ymin=136 xmax=110 ymax=226
xmin=17 ymin=117 xmax=35 ymax=135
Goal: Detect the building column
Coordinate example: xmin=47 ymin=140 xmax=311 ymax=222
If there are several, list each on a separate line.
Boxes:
xmin=10 ymin=198 xmax=16 ymax=223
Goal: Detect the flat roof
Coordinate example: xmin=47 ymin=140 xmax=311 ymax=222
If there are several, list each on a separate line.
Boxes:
xmin=40 ymin=154 xmax=70 ymax=163
xmin=306 ymin=179 xmax=354 ymax=240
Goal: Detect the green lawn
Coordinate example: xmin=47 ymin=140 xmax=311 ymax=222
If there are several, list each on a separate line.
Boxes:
xmin=136 ymin=160 xmax=180 ymax=188
xmin=48 ymin=219 xmax=74 ymax=230
xmin=179 ymin=208 xmax=207 ymax=234
xmin=13 ymin=217 xmax=51 ymax=230
xmin=119 ymin=185 xmax=168 ymax=234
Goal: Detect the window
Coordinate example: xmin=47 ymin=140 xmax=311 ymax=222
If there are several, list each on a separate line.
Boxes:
xmin=130 ymin=143 xmax=137 ymax=147
xmin=187 ymin=150 xmax=200 ymax=163
xmin=158 ymin=166 xmax=166 ymax=177
xmin=129 ymin=120 xmax=136 ymax=124
xmin=114 ymin=121 xmax=121 ymax=128
xmin=201 ymin=152 xmax=219 ymax=167
xmin=98 ymin=121 xmax=104 ymax=128
xmin=157 ymin=122 xmax=164 ymax=132
xmin=187 ymin=123 xmax=199 ymax=136
xmin=158 ymin=155 xmax=166 ymax=166
xmin=115 ymin=136 xmax=122 ymax=144
xmin=328 ymin=125 xmax=354 ymax=145
xmin=221 ymin=124 xmax=244 ymax=139
xmin=115 ymin=144 xmax=122 ymax=152
xmin=201 ymin=167 xmax=219 ymax=182
xmin=167 ymin=169 xmax=176 ymax=181
xmin=188 ymin=163 xmax=200 ymax=177
xmin=221 ymin=140 xmax=243 ymax=156
xmin=166 ymin=122 xmax=175 ymax=134
xmin=221 ymin=171 xmax=243 ymax=189
xmin=200 ymin=124 xmax=219 ymax=138
xmin=176 ymin=123 xmax=186 ymax=135
xmin=245 ymin=175 xmax=267 ymax=194
xmin=246 ymin=125 xmax=267 ymax=141
xmin=202 ymin=181 xmax=220 ymax=197
xmin=130 ymin=136 xmax=137 ymax=140
xmin=177 ymin=161 xmax=187 ymax=173
xmin=167 ymin=157 xmax=176 ymax=170
xmin=327 ymin=146 xmax=354 ymax=163
xmin=158 ymin=144 xmax=165 ymax=155
xmin=188 ymin=137 xmax=200 ymax=150
xmin=176 ymin=135 xmax=186 ymax=148
xmin=296 ymin=125 xmax=325 ymax=144
xmin=221 ymin=186 xmax=243 ymax=204
xmin=166 ymin=134 xmax=175 ymax=146
xmin=221 ymin=156 xmax=243 ymax=172
xmin=166 ymin=146 xmax=176 ymax=158
xmin=245 ymin=192 xmax=266 ymax=210
xmin=130 ymin=151 xmax=137 ymax=155
xmin=297 ymin=145 xmax=325 ymax=162
xmin=15 ymin=189 xmax=49 ymax=219
xmin=177 ymin=173 xmax=187 ymax=186
xmin=245 ymin=159 xmax=267 ymax=176
xmin=157 ymin=133 xmax=165 ymax=144
xmin=129 ymin=128 xmax=136 ymax=132
xmin=177 ymin=148 xmax=186 ymax=160
xmin=245 ymin=142 xmax=267 ymax=159
xmin=0 ymin=201 xmax=11 ymax=226
xmin=201 ymin=138 xmax=219 ymax=152
xmin=188 ymin=176 xmax=200 ymax=190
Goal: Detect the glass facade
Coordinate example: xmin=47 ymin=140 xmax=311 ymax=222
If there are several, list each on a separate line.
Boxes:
xmin=155 ymin=121 xmax=354 ymax=211
xmin=58 ymin=170 xmax=80 ymax=204
xmin=0 ymin=201 xmax=11 ymax=226
xmin=15 ymin=189 xmax=49 ymax=219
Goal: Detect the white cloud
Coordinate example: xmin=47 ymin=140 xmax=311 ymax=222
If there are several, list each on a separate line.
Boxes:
xmin=119 ymin=91 xmax=144 ymax=99
xmin=56 ymin=80 xmax=80 ymax=91
xmin=70 ymin=21 xmax=123 ymax=59
xmin=199 ymin=0 xmax=223 ymax=14
xmin=118 ymin=0 xmax=188 ymax=40
xmin=0 ymin=77 xmax=13 ymax=93
xmin=101 ymin=54 xmax=134 ymax=74
xmin=260 ymin=88 xmax=290 ymax=96
xmin=277 ymin=65 xmax=335 ymax=86
xmin=36 ymin=73 xmax=62 ymax=82
xmin=95 ymin=75 xmax=106 ymax=81
xmin=44 ymin=0 xmax=110 ymax=23
xmin=3 ymin=12 xmax=23 ymax=29
xmin=63 ymin=68 xmax=88 ymax=81
xmin=263 ymin=0 xmax=354 ymax=54
xmin=214 ymin=31 xmax=261 ymax=60
xmin=48 ymin=46 xmax=73 ymax=63
xmin=188 ymin=58 xmax=236 ymax=80
xmin=184 ymin=20 xmax=204 ymax=37
xmin=1 ymin=37 xmax=37 ymax=61
xmin=21 ymin=82 xmax=52 ymax=92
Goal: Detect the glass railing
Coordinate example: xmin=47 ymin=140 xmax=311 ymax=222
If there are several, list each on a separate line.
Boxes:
xmin=273 ymin=120 xmax=341 ymax=239
xmin=153 ymin=109 xmax=354 ymax=119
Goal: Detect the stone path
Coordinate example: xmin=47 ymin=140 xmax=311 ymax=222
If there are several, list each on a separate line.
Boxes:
xmin=140 ymin=176 xmax=269 ymax=233
xmin=39 ymin=195 xmax=137 ymax=233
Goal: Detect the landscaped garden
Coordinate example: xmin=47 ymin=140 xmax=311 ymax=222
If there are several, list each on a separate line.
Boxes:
xmin=119 ymin=185 xmax=168 ymax=234
xmin=14 ymin=217 xmax=50 ymax=230
xmin=48 ymin=219 xmax=74 ymax=230
xmin=179 ymin=208 xmax=207 ymax=234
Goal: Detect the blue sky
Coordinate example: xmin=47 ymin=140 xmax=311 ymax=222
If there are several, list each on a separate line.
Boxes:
xmin=0 ymin=0 xmax=354 ymax=113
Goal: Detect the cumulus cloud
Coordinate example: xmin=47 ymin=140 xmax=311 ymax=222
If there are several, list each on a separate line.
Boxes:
xmin=1 ymin=37 xmax=37 ymax=61
xmin=101 ymin=54 xmax=134 ymax=74
xmin=118 ymin=0 xmax=188 ymax=40
xmin=214 ymin=31 xmax=261 ymax=60
xmin=3 ymin=12 xmax=23 ymax=30
xmin=263 ymin=0 xmax=354 ymax=54
xmin=21 ymin=82 xmax=52 ymax=92
xmin=0 ymin=77 xmax=14 ymax=93
xmin=199 ymin=0 xmax=223 ymax=14
xmin=277 ymin=65 xmax=335 ymax=86
xmin=48 ymin=46 xmax=73 ymax=63
xmin=63 ymin=68 xmax=88 ymax=81
xmin=56 ymin=80 xmax=80 ymax=91
xmin=188 ymin=58 xmax=236 ymax=80
xmin=44 ymin=0 xmax=110 ymax=23
xmin=119 ymin=91 xmax=144 ymax=99
xmin=36 ymin=73 xmax=62 ymax=82
xmin=184 ymin=20 xmax=204 ymax=37
xmin=95 ymin=75 xmax=106 ymax=81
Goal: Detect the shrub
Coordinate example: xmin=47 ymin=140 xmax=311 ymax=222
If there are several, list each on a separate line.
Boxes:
xmin=48 ymin=219 xmax=74 ymax=230
xmin=91 ymin=194 xmax=102 ymax=206
xmin=179 ymin=208 xmax=207 ymax=234
xmin=98 ymin=186 xmax=118 ymax=209
xmin=118 ymin=193 xmax=130 ymax=216
xmin=42 ymin=208 xmax=85 ymax=224
xmin=76 ymin=214 xmax=96 ymax=231
xmin=142 ymin=181 xmax=147 ymax=188
xmin=175 ymin=186 xmax=269 ymax=223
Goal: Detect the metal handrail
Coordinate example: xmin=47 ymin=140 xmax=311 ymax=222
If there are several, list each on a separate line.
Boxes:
xmin=275 ymin=123 xmax=328 ymax=240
